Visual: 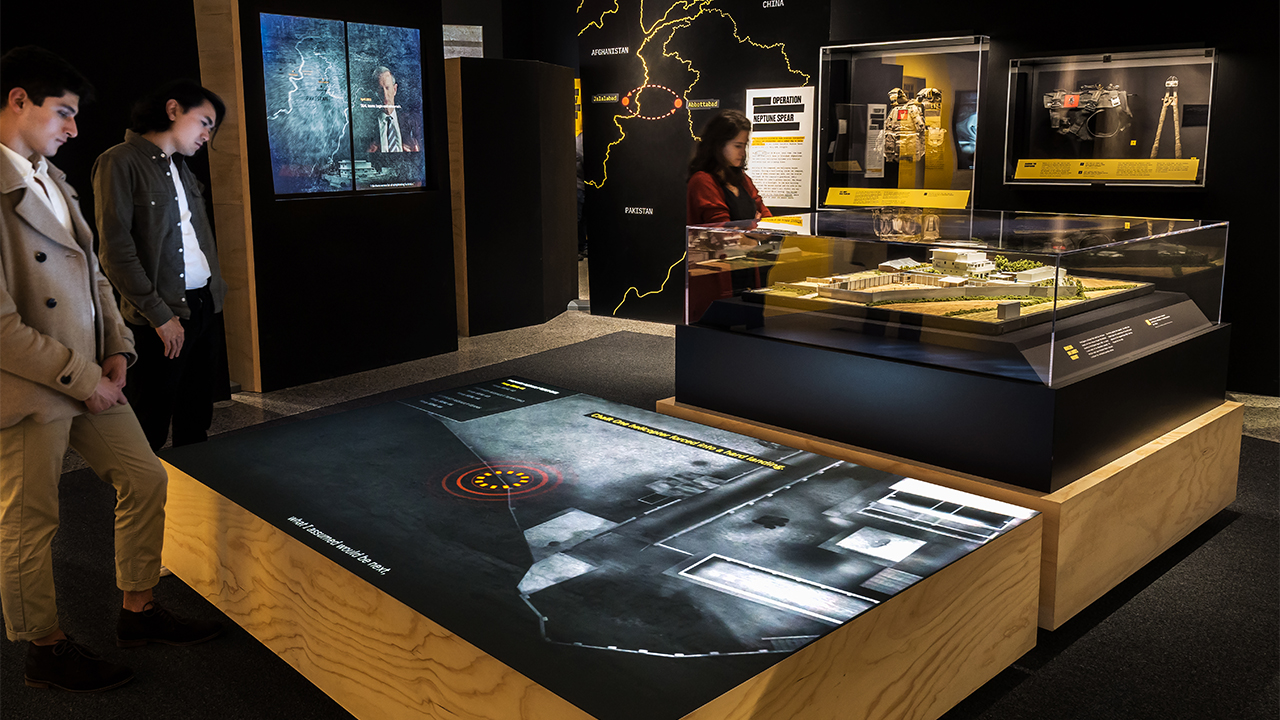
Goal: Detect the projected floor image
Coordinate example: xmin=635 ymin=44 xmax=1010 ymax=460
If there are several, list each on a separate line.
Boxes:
xmin=424 ymin=392 xmax=795 ymax=518
xmin=405 ymin=382 xmax=1035 ymax=658
xmin=164 ymin=377 xmax=1035 ymax=720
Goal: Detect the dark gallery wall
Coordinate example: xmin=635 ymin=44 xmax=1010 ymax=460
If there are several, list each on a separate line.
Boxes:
xmin=3 ymin=1 xmax=458 ymax=391
xmin=0 ymin=2 xmax=209 ymax=255
xmin=238 ymin=0 xmax=456 ymax=390
xmin=4 ymin=2 xmax=1274 ymax=393
xmin=451 ymin=58 xmax=578 ymax=336
xmin=502 ymin=0 xmax=579 ymax=70
xmin=829 ymin=0 xmax=1280 ymax=395
xmin=439 ymin=0 xmax=578 ymax=67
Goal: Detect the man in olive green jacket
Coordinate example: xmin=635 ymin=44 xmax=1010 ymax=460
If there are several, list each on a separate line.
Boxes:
xmin=93 ymin=79 xmax=228 ymax=451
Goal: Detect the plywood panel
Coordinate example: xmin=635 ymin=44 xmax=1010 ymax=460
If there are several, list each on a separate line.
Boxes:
xmin=656 ymin=398 xmax=1243 ymax=631
xmin=445 ymin=58 xmax=469 ymax=337
xmin=162 ymin=463 xmax=592 ymax=720
xmin=194 ymin=0 xmax=261 ymax=390
xmin=1043 ymin=400 xmax=1242 ymax=627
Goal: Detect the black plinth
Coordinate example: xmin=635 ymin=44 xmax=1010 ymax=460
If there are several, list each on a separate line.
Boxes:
xmin=449 ymin=58 xmax=578 ymax=336
xmin=675 ymin=321 xmax=1230 ymax=493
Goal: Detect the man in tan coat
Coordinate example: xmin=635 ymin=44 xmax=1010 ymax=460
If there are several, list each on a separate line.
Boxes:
xmin=0 ymin=46 xmax=219 ymax=694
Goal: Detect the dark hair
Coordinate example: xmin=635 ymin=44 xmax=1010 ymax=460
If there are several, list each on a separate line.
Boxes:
xmin=688 ymin=109 xmax=751 ymax=184
xmin=129 ymin=79 xmax=226 ymax=134
xmin=0 ymin=46 xmax=95 ymax=107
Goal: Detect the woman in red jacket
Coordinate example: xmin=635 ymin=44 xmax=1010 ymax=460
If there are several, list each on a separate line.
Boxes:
xmin=687 ymin=109 xmax=772 ymax=225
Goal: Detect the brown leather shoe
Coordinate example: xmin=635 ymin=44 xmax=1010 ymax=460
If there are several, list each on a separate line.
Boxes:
xmin=25 ymin=637 xmax=134 ymax=692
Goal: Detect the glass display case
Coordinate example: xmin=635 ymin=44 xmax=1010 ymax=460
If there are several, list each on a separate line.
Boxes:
xmin=1005 ymin=48 xmax=1216 ymax=186
xmin=678 ymin=210 xmax=1230 ymax=491
xmin=686 ymin=210 xmax=1226 ymax=386
xmin=817 ymin=37 xmax=988 ymax=210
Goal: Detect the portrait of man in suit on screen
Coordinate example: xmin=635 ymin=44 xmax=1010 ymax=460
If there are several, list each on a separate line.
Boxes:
xmin=367 ymin=65 xmax=421 ymax=153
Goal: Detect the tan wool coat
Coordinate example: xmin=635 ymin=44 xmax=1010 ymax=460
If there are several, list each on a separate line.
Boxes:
xmin=0 ymin=152 xmax=136 ymax=428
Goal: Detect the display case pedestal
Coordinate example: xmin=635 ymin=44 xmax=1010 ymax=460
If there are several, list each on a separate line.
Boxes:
xmin=161 ymin=460 xmax=1041 ymax=719
xmin=674 ymin=321 xmax=1230 ymax=493
xmin=656 ymin=398 xmax=1242 ymax=630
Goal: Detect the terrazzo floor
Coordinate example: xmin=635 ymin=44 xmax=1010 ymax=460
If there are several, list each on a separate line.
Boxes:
xmin=1230 ymin=392 xmax=1280 ymax=443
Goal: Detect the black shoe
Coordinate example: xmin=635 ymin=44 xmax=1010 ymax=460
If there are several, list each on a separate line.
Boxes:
xmin=25 ymin=637 xmax=134 ymax=692
xmin=117 ymin=601 xmax=222 ymax=647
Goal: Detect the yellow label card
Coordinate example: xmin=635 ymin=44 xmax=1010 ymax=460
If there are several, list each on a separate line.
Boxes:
xmin=824 ymin=188 xmax=970 ymax=209
xmin=752 ymin=136 xmax=806 ymax=145
xmin=760 ymin=215 xmax=805 ymax=226
xmin=1014 ymin=158 xmax=1200 ymax=181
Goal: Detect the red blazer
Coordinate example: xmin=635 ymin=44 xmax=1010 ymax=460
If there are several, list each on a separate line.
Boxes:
xmin=686 ymin=171 xmax=771 ymax=225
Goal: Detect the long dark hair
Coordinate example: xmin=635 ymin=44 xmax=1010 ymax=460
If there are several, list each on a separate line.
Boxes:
xmin=129 ymin=79 xmax=226 ymax=135
xmin=688 ymin=109 xmax=751 ymax=186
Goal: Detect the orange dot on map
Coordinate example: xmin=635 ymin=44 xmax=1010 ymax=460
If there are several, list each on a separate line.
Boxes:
xmin=621 ymin=96 xmax=630 ymax=106
xmin=674 ymin=98 xmax=683 ymax=109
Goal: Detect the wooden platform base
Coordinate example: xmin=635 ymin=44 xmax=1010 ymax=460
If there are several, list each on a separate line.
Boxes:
xmin=656 ymin=399 xmax=1243 ymax=630
xmin=162 ymin=464 xmax=1041 ymax=719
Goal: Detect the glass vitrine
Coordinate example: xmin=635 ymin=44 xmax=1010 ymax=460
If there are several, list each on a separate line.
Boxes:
xmin=818 ymin=37 xmax=988 ymax=210
xmin=1005 ymin=48 xmax=1216 ymax=186
xmin=686 ymin=209 xmax=1227 ymax=387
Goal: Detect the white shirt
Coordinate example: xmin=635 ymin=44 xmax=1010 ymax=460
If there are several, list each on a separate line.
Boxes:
xmin=0 ymin=142 xmax=72 ymax=235
xmin=168 ymin=159 xmax=212 ymax=290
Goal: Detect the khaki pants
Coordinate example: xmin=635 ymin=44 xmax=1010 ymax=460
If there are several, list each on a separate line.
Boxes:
xmin=0 ymin=403 xmax=167 ymax=641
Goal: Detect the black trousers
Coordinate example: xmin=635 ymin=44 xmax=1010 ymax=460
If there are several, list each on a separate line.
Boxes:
xmin=124 ymin=286 xmax=225 ymax=451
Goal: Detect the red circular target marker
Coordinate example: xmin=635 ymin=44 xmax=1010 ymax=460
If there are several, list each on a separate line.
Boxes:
xmin=442 ymin=463 xmax=561 ymax=501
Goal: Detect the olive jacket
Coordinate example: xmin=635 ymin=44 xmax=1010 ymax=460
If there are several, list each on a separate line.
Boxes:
xmin=92 ymin=131 xmax=226 ymax=329
xmin=0 ymin=151 xmax=136 ymax=428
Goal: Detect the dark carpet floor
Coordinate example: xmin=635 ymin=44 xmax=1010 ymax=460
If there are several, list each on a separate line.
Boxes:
xmin=1 ymin=331 xmax=1275 ymax=719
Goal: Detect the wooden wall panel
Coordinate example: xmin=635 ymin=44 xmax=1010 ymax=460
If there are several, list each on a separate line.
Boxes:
xmin=445 ymin=58 xmax=470 ymax=336
xmin=194 ymin=0 xmax=262 ymax=391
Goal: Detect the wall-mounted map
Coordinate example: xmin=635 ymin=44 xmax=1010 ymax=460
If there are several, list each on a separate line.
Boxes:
xmin=578 ymin=0 xmax=828 ymax=322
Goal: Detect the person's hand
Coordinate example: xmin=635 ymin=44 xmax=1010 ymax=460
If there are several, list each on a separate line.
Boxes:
xmin=101 ymin=353 xmax=127 ymax=389
xmin=85 ymin=375 xmax=128 ymax=414
xmin=156 ymin=317 xmax=184 ymax=359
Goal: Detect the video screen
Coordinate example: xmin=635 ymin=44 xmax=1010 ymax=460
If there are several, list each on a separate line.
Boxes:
xmin=348 ymin=23 xmax=425 ymax=190
xmin=952 ymin=91 xmax=978 ymax=171
xmin=261 ymin=13 xmax=426 ymax=195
